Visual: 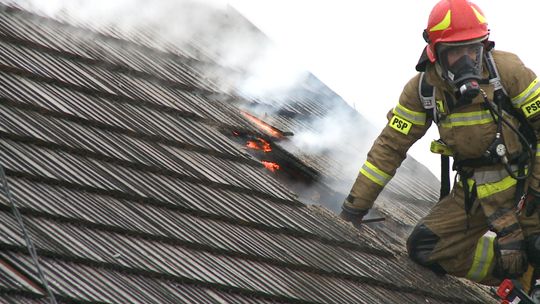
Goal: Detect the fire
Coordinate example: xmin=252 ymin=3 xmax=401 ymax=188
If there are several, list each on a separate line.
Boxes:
xmin=240 ymin=111 xmax=283 ymax=139
xmin=246 ymin=137 xmax=272 ymax=152
xmin=262 ymin=160 xmax=280 ymax=172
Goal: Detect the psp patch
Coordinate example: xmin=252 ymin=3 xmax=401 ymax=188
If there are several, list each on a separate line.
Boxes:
xmin=522 ymin=98 xmax=540 ymax=118
xmin=389 ymin=115 xmax=412 ymax=135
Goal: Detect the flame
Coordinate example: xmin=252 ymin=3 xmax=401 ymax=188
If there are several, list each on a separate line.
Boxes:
xmin=246 ymin=137 xmax=272 ymax=152
xmin=259 ymin=139 xmax=272 ymax=152
xmin=240 ymin=111 xmax=283 ymax=138
xmin=246 ymin=140 xmax=261 ymax=150
xmin=262 ymin=160 xmax=280 ymax=172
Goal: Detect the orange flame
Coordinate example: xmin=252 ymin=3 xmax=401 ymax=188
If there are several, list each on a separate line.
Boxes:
xmin=246 ymin=138 xmax=272 ymax=152
xmin=262 ymin=160 xmax=280 ymax=172
xmin=259 ymin=139 xmax=272 ymax=152
xmin=240 ymin=111 xmax=283 ymax=139
xmin=246 ymin=140 xmax=260 ymax=150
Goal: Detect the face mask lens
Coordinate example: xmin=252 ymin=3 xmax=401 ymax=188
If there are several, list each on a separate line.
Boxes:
xmin=444 ymin=44 xmax=482 ymax=68
xmin=437 ymin=42 xmax=484 ymax=86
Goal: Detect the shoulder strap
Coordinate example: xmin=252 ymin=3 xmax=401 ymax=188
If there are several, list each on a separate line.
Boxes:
xmin=485 ymin=51 xmax=536 ymax=146
xmin=485 ymin=51 xmax=508 ymax=96
xmin=485 ymin=51 xmax=535 ymax=200
xmin=418 ymin=72 xmax=438 ymax=123
xmin=418 ymin=73 xmax=449 ymax=199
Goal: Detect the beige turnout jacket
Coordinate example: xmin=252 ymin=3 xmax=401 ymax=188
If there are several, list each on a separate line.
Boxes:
xmin=345 ymin=50 xmax=540 ymax=211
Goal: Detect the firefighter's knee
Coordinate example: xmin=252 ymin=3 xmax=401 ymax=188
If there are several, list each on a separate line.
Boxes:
xmin=527 ymin=233 xmax=540 ymax=266
xmin=407 ymin=223 xmax=446 ymax=274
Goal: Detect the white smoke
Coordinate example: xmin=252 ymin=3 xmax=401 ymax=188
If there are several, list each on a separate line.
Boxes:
xmin=292 ymin=106 xmax=371 ymax=154
xmin=292 ymin=102 xmax=377 ymax=192
xmin=2 ymin=1 xmax=236 ymax=66
xmin=4 ymin=0 xmax=375 ymax=209
xmin=3 ymin=0 xmax=317 ymax=98
xmin=9 ymin=0 xmax=227 ymax=28
xmin=239 ymin=44 xmax=309 ymax=98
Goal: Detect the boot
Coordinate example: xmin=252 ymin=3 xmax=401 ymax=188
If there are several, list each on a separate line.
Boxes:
xmin=527 ymin=267 xmax=540 ymax=303
xmin=531 ymin=284 xmax=540 ymax=304
xmin=518 ymin=265 xmax=540 ymax=303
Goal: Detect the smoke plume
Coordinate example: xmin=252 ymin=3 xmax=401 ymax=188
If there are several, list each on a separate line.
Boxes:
xmin=4 ymin=0 xmax=380 ymax=211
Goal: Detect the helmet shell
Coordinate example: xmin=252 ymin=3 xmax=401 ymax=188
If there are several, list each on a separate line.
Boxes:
xmin=425 ymin=0 xmax=488 ymax=62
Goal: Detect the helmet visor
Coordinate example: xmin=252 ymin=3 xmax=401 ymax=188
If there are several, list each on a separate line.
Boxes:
xmin=437 ymin=41 xmax=484 ymax=86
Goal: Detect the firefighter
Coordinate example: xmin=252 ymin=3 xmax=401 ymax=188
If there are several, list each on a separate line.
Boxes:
xmin=339 ymin=0 xmax=540 ymax=296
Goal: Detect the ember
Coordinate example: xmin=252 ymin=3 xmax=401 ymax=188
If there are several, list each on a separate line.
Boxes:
xmin=240 ymin=111 xmax=283 ymax=138
xmin=262 ymin=160 xmax=280 ymax=172
xmin=246 ymin=137 xmax=272 ymax=152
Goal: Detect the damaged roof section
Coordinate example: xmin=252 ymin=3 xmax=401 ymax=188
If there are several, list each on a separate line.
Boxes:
xmin=0 ymin=3 xmax=495 ymax=304
xmin=237 ymin=67 xmax=441 ymax=245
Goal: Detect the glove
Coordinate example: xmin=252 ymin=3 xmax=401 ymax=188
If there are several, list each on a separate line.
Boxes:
xmin=493 ymin=232 xmax=528 ymax=279
xmin=523 ymin=188 xmax=540 ymax=217
xmin=339 ymin=205 xmax=369 ymax=230
xmin=489 ymin=208 xmax=528 ymax=279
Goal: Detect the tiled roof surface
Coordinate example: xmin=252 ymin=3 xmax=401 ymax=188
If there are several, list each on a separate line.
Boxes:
xmin=0 ymin=4 xmax=496 ymax=303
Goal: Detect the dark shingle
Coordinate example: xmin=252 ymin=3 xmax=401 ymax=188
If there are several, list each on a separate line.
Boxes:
xmin=0 ymin=3 xmax=497 ymax=304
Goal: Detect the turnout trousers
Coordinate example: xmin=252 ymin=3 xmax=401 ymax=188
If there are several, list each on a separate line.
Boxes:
xmin=407 ymin=180 xmax=540 ymax=285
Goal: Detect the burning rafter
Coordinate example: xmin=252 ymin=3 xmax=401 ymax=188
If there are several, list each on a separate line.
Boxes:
xmin=246 ymin=137 xmax=272 ymax=153
xmin=240 ymin=111 xmax=284 ymax=139
xmin=261 ymin=160 xmax=280 ymax=173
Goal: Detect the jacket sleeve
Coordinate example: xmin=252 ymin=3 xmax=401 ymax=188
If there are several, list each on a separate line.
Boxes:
xmin=343 ymin=73 xmax=432 ymax=212
xmin=497 ymin=51 xmax=540 ymax=192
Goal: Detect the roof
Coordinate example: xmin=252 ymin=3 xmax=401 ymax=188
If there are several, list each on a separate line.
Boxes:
xmin=0 ymin=3 xmax=496 ymax=303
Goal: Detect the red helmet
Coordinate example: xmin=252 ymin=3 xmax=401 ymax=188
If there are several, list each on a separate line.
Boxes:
xmin=424 ymin=0 xmax=489 ymax=62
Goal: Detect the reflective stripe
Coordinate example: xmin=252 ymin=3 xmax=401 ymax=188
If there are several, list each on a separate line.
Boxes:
xmin=537 ymin=144 xmax=540 ymax=157
xmin=512 ymin=78 xmax=540 ymax=108
xmin=466 ymin=232 xmax=495 ymax=282
xmin=360 ymin=161 xmax=392 ymax=187
xmin=469 ymin=166 xmax=525 ymax=199
xmin=471 ymin=7 xmax=487 ymax=24
xmin=440 ymin=110 xmax=493 ymax=128
xmin=473 ymin=165 xmax=519 ymax=185
xmin=430 ymin=10 xmax=451 ymax=32
xmin=392 ymin=104 xmax=426 ymax=126
xmin=476 ymin=174 xmax=518 ymax=199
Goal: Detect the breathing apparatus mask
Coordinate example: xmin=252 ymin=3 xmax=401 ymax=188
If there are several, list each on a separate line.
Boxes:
xmin=437 ymin=39 xmax=485 ymax=105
